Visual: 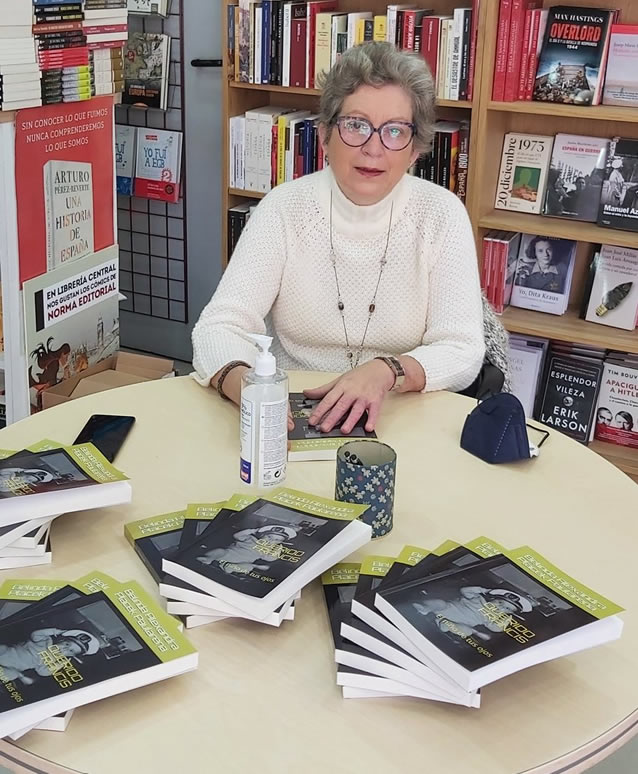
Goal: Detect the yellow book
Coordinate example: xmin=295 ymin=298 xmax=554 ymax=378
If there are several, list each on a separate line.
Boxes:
xmin=356 ymin=18 xmax=366 ymax=44
xmin=277 ymin=114 xmax=288 ymax=186
xmin=315 ymin=12 xmax=336 ymax=84
xmin=373 ymin=15 xmax=386 ymax=41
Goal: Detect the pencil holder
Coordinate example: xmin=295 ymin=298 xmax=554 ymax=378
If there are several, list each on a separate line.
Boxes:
xmin=335 ymin=440 xmax=396 ymax=539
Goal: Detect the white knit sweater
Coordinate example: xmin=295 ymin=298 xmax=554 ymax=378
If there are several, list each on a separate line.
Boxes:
xmin=192 ymin=167 xmax=485 ymax=392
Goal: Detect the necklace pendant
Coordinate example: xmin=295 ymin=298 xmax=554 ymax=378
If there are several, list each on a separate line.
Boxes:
xmin=338 ymin=301 xmax=344 ymax=311
xmin=369 ymin=303 xmax=376 ymax=314
xmin=347 ymin=351 xmax=353 ymax=361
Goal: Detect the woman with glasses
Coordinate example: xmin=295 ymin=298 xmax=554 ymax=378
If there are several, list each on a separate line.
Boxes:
xmin=193 ymin=41 xmax=484 ymax=435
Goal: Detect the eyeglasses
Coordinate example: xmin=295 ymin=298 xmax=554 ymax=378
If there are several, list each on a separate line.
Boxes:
xmin=335 ymin=115 xmax=416 ymax=151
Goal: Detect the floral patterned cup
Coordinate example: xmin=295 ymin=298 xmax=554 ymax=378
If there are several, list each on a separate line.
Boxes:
xmin=335 ymin=440 xmax=396 ymax=539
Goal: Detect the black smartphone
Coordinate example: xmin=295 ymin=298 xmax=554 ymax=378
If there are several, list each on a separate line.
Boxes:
xmin=73 ymin=414 xmax=136 ymax=463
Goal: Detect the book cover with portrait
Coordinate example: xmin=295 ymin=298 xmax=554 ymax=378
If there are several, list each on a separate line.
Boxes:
xmin=533 ymin=6 xmax=616 ymax=105
xmin=510 ymin=235 xmax=576 ymax=315
xmin=288 ymin=392 xmax=377 ymax=461
xmin=543 ymin=134 xmax=609 ymax=222
xmin=594 ymin=361 xmax=638 ymax=448
xmin=597 ymin=137 xmax=638 ymax=232
xmin=0 ymin=580 xmax=197 ymax=738
xmin=374 ymin=547 xmax=624 ymax=692
xmin=163 ymin=488 xmax=371 ymax=619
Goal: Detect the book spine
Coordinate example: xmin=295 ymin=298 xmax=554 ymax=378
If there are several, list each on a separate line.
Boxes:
xmin=271 ymin=124 xmax=278 ymax=189
xmin=593 ymin=13 xmax=615 ymax=105
xmin=504 ymin=0 xmax=537 ymax=102
xmin=524 ymin=8 xmax=542 ymax=99
xmin=467 ymin=0 xmax=479 ymax=100
xmin=456 ymin=119 xmax=470 ymax=203
xmin=277 ymin=115 xmax=287 ymax=185
xmin=227 ymin=4 xmax=236 ymax=81
xmin=261 ymin=0 xmax=270 ymax=84
xmin=274 ymin=0 xmax=284 ymax=86
xmin=421 ymin=17 xmax=439 ymax=81
xmin=449 ymin=9 xmax=463 ymax=100
xmin=480 ymin=235 xmax=493 ymax=299
xmin=238 ymin=1 xmax=250 ymax=82
xmin=290 ymin=15 xmax=306 ymax=87
xmin=234 ymin=6 xmax=241 ymax=80
xmin=254 ymin=7 xmax=262 ymax=86
xmin=281 ymin=2 xmax=291 ymax=87
xmin=516 ymin=8 xmax=533 ymax=101
xmin=492 ymin=0 xmax=512 ymax=101
xmin=363 ymin=18 xmax=374 ymax=42
xmin=444 ymin=19 xmax=455 ymax=99
xmin=404 ymin=11 xmax=416 ymax=50
xmin=494 ymin=238 xmax=508 ymax=314
xmin=458 ymin=9 xmax=472 ymax=100
xmin=373 ymin=15 xmax=385 ymax=41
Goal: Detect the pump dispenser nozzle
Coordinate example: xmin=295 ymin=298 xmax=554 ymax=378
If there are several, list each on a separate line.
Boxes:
xmin=246 ymin=333 xmax=276 ymax=376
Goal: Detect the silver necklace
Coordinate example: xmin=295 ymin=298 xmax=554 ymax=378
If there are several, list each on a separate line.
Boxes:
xmin=328 ymin=191 xmax=394 ymax=369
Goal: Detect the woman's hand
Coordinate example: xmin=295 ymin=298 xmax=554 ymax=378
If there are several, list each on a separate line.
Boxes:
xmin=303 ymin=360 xmax=396 ymax=434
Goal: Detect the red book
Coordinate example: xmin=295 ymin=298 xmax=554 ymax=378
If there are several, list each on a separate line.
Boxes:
xmin=503 ymin=0 xmax=539 ymax=102
xmin=404 ymin=10 xmax=430 ymax=50
xmin=83 ymin=24 xmax=129 ymax=35
xmin=480 ymin=236 xmax=493 ymax=298
xmin=87 ymin=39 xmax=126 ymax=50
xmin=516 ymin=9 xmax=534 ymax=100
xmin=305 ymin=0 xmax=337 ymax=88
xmin=421 ymin=16 xmax=440 ymax=80
xmin=294 ymin=125 xmax=304 ymax=178
xmin=524 ymin=8 xmax=547 ymax=100
xmin=492 ymin=0 xmax=512 ymax=101
xmin=290 ymin=4 xmax=307 ymax=88
xmin=467 ymin=0 xmax=480 ymax=100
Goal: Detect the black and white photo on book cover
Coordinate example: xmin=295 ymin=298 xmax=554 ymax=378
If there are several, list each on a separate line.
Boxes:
xmin=0 ymin=593 xmax=152 ymax=711
xmin=377 ymin=555 xmax=597 ymax=671
xmin=0 ymin=449 xmax=96 ymax=498
xmin=543 ymin=134 xmax=608 ymax=221
xmin=289 ymin=394 xmax=373 ymax=441
xmin=510 ymin=235 xmax=576 ymax=314
xmin=170 ymin=500 xmax=348 ymax=599
xmin=598 ymin=138 xmax=638 ymax=230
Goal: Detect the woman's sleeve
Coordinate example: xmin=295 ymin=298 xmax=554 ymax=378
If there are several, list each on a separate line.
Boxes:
xmin=191 ymin=192 xmax=289 ymax=386
xmin=403 ymin=194 xmax=485 ymax=393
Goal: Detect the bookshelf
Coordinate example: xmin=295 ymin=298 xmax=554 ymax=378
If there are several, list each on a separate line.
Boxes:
xmin=220 ymin=0 xmax=638 ymax=480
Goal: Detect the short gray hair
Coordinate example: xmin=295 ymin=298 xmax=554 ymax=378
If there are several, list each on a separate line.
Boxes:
xmin=317 ymin=41 xmax=436 ymax=154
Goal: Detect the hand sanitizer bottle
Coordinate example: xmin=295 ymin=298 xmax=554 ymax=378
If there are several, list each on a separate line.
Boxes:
xmin=240 ymin=334 xmax=288 ymax=489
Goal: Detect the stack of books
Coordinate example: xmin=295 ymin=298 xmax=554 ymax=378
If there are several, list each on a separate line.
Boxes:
xmin=85 ymin=0 xmax=128 ymax=97
xmin=0 ymin=571 xmax=197 ymax=740
xmin=34 ymin=0 xmax=90 ymax=104
xmin=0 ymin=439 xmax=131 ymax=569
xmin=0 ymin=0 xmax=40 ymax=111
xmin=324 ymin=537 xmax=623 ymax=703
xmin=125 ymin=487 xmax=372 ymax=629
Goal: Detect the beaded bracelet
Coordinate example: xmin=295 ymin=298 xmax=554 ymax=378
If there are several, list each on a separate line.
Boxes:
xmin=216 ymin=360 xmax=250 ymax=401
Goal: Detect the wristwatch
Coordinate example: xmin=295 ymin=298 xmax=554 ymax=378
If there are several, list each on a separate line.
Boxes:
xmin=375 ymin=356 xmax=406 ymax=391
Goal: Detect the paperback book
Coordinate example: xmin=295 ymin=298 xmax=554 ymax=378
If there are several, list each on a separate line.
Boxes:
xmin=510 ymin=235 xmax=576 ymax=315
xmin=532 ymin=6 xmax=616 ymax=105
xmin=543 ymin=134 xmax=608 ymax=222
xmin=538 ymin=354 xmax=604 ymax=443
xmin=163 ymin=488 xmax=371 ymax=620
xmin=122 ymin=32 xmax=170 ymax=109
xmin=594 ymin=361 xmax=638 ymax=448
xmin=288 ymin=393 xmax=377 ymax=461
xmin=494 ymin=133 xmax=553 ymax=214
xmin=597 ymin=137 xmax=638 ymax=232
xmin=115 ymin=124 xmax=136 ymax=195
xmin=584 ymin=243 xmax=638 ymax=330
xmin=133 ymin=127 xmax=183 ymax=203
xmin=373 ymin=546 xmax=623 ymax=692
xmin=602 ymin=25 xmax=638 ymax=107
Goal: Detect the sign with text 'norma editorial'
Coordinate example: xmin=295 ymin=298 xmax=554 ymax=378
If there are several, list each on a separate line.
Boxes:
xmin=15 ymin=97 xmax=115 ymax=285
xmin=23 ymin=245 xmax=120 ymax=412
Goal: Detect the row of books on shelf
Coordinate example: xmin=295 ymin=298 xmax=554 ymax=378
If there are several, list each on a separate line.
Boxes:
xmin=493 ymin=3 xmax=638 ymax=108
xmin=482 ymin=233 xmax=638 ymax=332
xmin=324 ymin=539 xmax=622 ymax=703
xmin=228 ymin=0 xmax=477 ymax=101
xmin=230 ymin=107 xmax=469 ymax=197
xmin=115 ymin=124 xmax=182 ymax=202
xmin=0 ymin=0 xmax=129 ymax=111
xmin=496 ymin=132 xmax=638 ymax=233
xmin=510 ymin=337 xmax=638 ymax=450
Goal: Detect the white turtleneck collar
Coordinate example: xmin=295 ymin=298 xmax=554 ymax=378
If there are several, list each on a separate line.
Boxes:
xmin=314 ymin=166 xmax=413 ymax=240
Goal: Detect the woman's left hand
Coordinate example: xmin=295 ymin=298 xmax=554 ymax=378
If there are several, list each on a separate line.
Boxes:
xmin=303 ymin=360 xmax=395 ymax=434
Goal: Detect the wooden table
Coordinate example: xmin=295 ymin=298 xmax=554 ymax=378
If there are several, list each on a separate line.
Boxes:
xmin=1 ymin=375 xmax=637 ymax=774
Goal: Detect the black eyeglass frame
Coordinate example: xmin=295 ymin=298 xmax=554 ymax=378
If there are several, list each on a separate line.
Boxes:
xmin=334 ymin=115 xmax=417 ymax=151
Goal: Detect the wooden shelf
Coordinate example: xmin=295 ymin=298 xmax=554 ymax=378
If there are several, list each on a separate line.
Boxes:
xmin=228 ymin=81 xmax=472 ymax=108
xmin=502 ymin=306 xmax=638 ymax=353
xmin=589 ymin=440 xmax=638 ymax=479
xmin=479 ymin=209 xmax=638 ymax=250
xmin=229 ymin=188 xmax=265 ymax=199
xmin=488 ymin=100 xmax=638 ymax=124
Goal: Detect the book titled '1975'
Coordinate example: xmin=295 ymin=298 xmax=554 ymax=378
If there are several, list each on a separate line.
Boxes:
xmin=43 ymin=160 xmax=94 ymax=272
xmin=495 ymin=133 xmax=554 ymax=214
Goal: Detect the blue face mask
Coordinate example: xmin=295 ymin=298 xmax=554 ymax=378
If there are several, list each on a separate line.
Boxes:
xmin=460 ymin=393 xmax=549 ymax=464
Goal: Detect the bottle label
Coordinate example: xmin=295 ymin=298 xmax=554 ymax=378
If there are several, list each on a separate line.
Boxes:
xmin=240 ymin=397 xmax=287 ymax=488
xmin=239 ymin=397 xmax=254 ymax=484
xmin=257 ymin=399 xmax=287 ymax=487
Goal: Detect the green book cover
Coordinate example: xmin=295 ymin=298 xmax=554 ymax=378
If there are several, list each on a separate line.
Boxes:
xmin=0 ymin=579 xmax=69 ymax=622
xmin=124 ymin=510 xmax=187 ymax=583
xmin=355 ymin=555 xmax=396 ymax=598
xmin=321 ymin=562 xmax=361 ymax=586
